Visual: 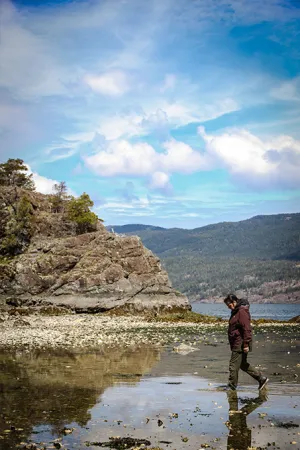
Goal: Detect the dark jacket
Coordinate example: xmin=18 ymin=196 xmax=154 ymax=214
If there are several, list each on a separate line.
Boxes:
xmin=228 ymin=299 xmax=252 ymax=351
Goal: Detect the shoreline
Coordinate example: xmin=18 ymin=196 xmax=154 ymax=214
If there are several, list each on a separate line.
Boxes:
xmin=192 ymin=299 xmax=300 ymax=304
xmin=0 ymin=313 xmax=299 ymax=352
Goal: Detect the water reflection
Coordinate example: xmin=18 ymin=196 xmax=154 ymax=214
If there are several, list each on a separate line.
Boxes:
xmin=0 ymin=340 xmax=297 ymax=450
xmin=226 ymin=390 xmax=268 ymax=450
xmin=0 ymin=346 xmax=161 ymax=450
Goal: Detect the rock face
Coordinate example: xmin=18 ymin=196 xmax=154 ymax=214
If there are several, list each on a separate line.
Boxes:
xmin=0 ymin=187 xmax=190 ymax=313
xmin=1 ymin=229 xmax=190 ymax=313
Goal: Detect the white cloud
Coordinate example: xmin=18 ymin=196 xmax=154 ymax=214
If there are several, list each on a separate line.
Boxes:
xmin=161 ymin=102 xmax=198 ymax=126
xmin=98 ymin=114 xmax=143 ymax=140
xmin=44 ymin=144 xmax=78 ymax=162
xmin=0 ymin=1 xmax=67 ymax=98
xmin=42 ymin=132 xmax=97 ymax=162
xmin=96 ymin=98 xmax=238 ymax=142
xmin=84 ymin=71 xmax=130 ymax=96
xmin=160 ymin=74 xmax=176 ymax=93
xmin=270 ymin=77 xmax=300 ymax=102
xmin=97 ymin=109 xmax=169 ymax=141
xmin=84 ymin=138 xmax=208 ymax=180
xmin=149 ymin=172 xmax=170 ymax=189
xmin=199 ymin=98 xmax=239 ymax=122
xmin=86 ymin=126 xmax=299 ymax=191
xmin=26 ymin=165 xmax=78 ymax=196
xmin=181 ymin=213 xmax=200 ymax=217
xmin=199 ymin=127 xmax=270 ymax=175
xmin=99 ymin=202 xmax=135 ymax=210
xmin=63 ymin=131 xmax=96 ymax=143
xmin=199 ymin=127 xmax=300 ymax=188
xmin=32 ymin=172 xmax=57 ymax=194
xmin=161 ymin=139 xmax=209 ymax=173
xmin=127 ymin=211 xmax=155 ymax=217
xmin=27 ymin=168 xmax=58 ymax=194
xmin=98 ymin=197 xmax=152 ymax=214
xmin=159 ymin=98 xmax=239 ymax=125
xmin=85 ymin=140 xmax=156 ymax=177
xmin=140 ymin=109 xmax=169 ymax=134
xmin=148 ymin=98 xmax=239 ymax=127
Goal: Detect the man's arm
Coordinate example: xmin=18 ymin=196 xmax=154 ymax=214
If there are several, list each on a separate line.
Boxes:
xmin=238 ymin=309 xmax=252 ymax=351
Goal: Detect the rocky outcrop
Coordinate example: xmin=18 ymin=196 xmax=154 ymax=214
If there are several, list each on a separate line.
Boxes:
xmin=288 ymin=315 xmax=300 ymax=323
xmin=1 ymin=230 xmax=190 ymax=313
xmin=0 ymin=187 xmax=190 ymax=313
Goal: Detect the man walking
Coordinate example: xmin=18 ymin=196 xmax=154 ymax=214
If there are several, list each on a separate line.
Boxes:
xmin=224 ymin=294 xmax=269 ymax=390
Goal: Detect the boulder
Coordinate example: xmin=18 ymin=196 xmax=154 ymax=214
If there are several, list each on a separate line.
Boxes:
xmin=1 ymin=231 xmax=190 ymax=313
xmin=173 ymin=343 xmax=198 ymax=355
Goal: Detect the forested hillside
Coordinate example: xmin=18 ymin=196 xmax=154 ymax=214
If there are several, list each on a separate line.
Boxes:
xmin=106 ymin=224 xmax=165 ymax=233
xmin=108 ymin=214 xmax=300 ymax=302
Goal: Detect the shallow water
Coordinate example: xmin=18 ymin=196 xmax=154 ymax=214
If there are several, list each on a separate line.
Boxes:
xmin=0 ymin=328 xmax=299 ymax=450
xmin=192 ymin=302 xmax=300 ymax=320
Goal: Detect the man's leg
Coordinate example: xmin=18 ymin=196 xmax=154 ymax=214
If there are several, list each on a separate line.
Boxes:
xmin=228 ymin=351 xmax=242 ymax=389
xmin=240 ymin=353 xmax=261 ymax=382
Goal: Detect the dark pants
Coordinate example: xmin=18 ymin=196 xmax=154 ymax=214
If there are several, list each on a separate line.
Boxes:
xmin=229 ymin=351 xmax=261 ymax=388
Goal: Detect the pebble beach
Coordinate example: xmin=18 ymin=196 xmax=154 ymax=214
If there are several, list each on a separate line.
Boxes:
xmin=0 ymin=312 xmax=299 ymax=352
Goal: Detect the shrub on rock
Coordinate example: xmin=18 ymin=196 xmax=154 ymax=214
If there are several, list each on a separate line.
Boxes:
xmin=1 ymin=195 xmax=35 ymax=255
xmin=67 ymin=192 xmax=99 ymax=234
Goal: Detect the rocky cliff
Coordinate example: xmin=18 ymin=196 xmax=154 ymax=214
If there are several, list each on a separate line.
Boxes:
xmin=0 ymin=188 xmax=190 ymax=313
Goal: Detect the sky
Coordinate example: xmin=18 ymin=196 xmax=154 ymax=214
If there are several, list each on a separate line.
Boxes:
xmin=1 ymin=0 xmax=300 ymax=228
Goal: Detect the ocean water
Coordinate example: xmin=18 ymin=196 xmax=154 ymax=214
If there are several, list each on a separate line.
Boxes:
xmin=192 ymin=302 xmax=300 ymax=320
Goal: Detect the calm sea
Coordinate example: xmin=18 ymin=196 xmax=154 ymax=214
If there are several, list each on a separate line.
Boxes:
xmin=192 ymin=302 xmax=300 ymax=320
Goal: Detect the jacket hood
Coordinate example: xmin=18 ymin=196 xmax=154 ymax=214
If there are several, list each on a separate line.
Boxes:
xmin=230 ymin=298 xmax=250 ymax=317
xmin=237 ymin=298 xmax=250 ymax=308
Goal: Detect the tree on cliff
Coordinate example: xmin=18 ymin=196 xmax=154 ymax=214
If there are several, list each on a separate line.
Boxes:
xmin=50 ymin=181 xmax=69 ymax=213
xmin=67 ymin=192 xmax=99 ymax=234
xmin=0 ymin=159 xmax=35 ymax=190
xmin=0 ymin=195 xmax=35 ymax=255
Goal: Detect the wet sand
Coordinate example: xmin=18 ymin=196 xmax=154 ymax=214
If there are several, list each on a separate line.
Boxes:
xmin=0 ymin=326 xmax=299 ymax=450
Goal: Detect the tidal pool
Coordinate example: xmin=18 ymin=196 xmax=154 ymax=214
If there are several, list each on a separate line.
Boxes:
xmin=0 ymin=329 xmax=299 ymax=450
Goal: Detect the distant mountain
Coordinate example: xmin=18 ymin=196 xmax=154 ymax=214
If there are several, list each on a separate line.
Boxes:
xmin=111 ymin=214 xmax=300 ymax=260
xmin=106 ymin=224 xmax=165 ymax=233
xmin=110 ymin=214 xmax=300 ymax=303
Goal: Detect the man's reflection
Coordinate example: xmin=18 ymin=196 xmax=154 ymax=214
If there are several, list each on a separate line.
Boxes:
xmin=226 ymin=390 xmax=268 ymax=450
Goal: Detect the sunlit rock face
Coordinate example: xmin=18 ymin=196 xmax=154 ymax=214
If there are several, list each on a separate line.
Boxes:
xmin=0 ymin=189 xmax=190 ymax=313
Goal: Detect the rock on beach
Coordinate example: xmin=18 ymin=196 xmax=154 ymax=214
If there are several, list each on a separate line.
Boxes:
xmin=0 ymin=187 xmax=190 ymax=315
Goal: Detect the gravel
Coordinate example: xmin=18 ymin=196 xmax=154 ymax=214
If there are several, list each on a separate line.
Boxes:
xmin=0 ymin=313 xmax=298 ymax=352
xmin=0 ymin=313 xmax=224 ymax=351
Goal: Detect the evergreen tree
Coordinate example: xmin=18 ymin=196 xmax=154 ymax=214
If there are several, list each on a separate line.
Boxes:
xmin=67 ymin=192 xmax=99 ymax=234
xmin=51 ymin=181 xmax=68 ymax=213
xmin=0 ymin=195 xmax=35 ymax=255
xmin=53 ymin=181 xmax=67 ymax=197
xmin=0 ymin=158 xmax=35 ymax=190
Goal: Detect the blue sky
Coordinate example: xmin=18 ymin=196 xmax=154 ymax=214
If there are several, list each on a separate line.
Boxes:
xmin=1 ymin=0 xmax=300 ymax=228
